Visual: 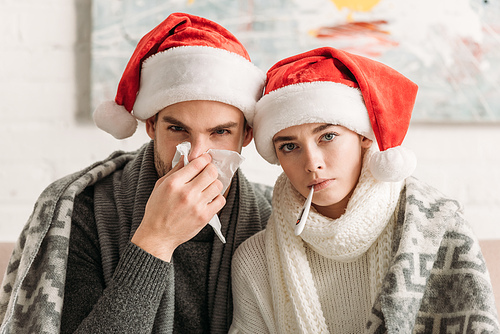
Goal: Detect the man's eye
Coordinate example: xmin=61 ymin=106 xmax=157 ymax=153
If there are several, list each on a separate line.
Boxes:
xmin=169 ymin=126 xmax=184 ymax=132
xmin=215 ymin=129 xmax=229 ymax=135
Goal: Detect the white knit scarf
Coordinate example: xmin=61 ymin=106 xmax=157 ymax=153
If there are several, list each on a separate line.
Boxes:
xmin=265 ymin=146 xmax=403 ymax=333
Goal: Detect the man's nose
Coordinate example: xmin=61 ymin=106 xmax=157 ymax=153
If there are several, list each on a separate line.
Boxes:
xmin=187 ymin=138 xmax=209 ymax=162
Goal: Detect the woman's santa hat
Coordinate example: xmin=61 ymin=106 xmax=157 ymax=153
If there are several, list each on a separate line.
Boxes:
xmin=93 ymin=12 xmax=265 ymax=139
xmin=247 ymin=47 xmax=418 ymax=182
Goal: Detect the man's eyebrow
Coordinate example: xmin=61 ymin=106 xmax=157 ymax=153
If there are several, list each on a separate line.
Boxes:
xmin=207 ymin=122 xmax=238 ymax=133
xmin=161 ymin=115 xmax=190 ymax=130
xmin=160 ymin=117 xmax=239 ymax=132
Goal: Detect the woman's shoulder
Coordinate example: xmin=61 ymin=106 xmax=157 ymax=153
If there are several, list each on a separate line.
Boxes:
xmin=404 ymin=176 xmax=463 ymax=215
xmin=234 ymin=230 xmax=267 ymax=265
xmin=232 ymin=230 xmax=269 ymax=280
xmin=400 ymin=177 xmax=471 ymax=247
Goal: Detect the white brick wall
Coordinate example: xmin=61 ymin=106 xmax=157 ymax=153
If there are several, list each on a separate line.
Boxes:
xmin=1 ymin=0 xmax=499 ymax=242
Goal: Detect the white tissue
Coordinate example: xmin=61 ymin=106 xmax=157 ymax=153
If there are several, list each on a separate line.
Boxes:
xmin=171 ymin=142 xmax=245 ymax=243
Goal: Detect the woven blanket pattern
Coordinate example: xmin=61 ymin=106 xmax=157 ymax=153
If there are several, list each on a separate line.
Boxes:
xmin=0 ymin=152 xmax=135 ymax=334
xmin=366 ymin=177 xmax=499 ymax=333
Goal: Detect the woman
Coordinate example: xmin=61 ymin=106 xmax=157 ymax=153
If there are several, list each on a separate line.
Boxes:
xmin=230 ymin=47 xmax=499 ymax=333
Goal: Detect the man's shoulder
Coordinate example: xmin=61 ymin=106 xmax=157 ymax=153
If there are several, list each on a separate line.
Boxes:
xmin=249 ymin=182 xmax=273 ymax=203
xmin=52 ymin=147 xmax=141 ymax=188
xmin=237 ymin=170 xmax=273 ymax=205
xmin=36 ymin=147 xmax=142 ymax=215
xmin=234 ymin=172 xmax=273 ymax=231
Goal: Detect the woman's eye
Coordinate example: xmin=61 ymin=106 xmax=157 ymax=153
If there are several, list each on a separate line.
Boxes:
xmin=322 ymin=133 xmax=336 ymax=141
xmin=281 ymin=143 xmax=296 ymax=152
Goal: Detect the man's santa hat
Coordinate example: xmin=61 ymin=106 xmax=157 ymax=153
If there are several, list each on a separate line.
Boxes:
xmin=93 ymin=12 xmax=265 ymax=139
xmin=247 ymin=47 xmax=418 ymax=182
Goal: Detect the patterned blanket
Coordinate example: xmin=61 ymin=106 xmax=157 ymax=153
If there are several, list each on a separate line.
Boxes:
xmin=367 ymin=177 xmax=500 ymax=333
xmin=0 ymin=150 xmax=136 ymax=333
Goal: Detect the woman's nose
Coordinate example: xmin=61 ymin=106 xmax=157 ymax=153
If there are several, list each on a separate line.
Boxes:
xmin=304 ymin=147 xmax=324 ymax=173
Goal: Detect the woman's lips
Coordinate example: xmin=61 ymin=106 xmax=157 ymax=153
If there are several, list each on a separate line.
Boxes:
xmin=309 ymin=179 xmax=334 ymax=192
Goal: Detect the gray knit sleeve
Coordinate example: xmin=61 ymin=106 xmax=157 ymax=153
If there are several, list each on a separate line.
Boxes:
xmin=60 ymin=187 xmax=174 ymax=334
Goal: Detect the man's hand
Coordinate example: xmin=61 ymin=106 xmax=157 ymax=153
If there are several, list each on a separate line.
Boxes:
xmin=131 ymin=153 xmax=225 ymax=262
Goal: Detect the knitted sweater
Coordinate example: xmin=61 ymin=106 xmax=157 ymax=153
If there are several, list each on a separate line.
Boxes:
xmin=230 ymin=177 xmax=499 ymax=333
xmin=0 ymin=141 xmax=272 ymax=334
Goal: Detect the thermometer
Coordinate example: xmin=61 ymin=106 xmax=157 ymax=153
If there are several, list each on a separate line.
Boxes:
xmin=295 ymin=185 xmax=314 ymax=236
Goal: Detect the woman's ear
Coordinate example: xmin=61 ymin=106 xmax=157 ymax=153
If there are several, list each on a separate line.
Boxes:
xmin=361 ymin=136 xmax=373 ymax=149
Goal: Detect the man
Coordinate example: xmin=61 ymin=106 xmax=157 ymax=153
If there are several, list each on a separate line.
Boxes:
xmin=0 ymin=13 xmax=272 ymax=333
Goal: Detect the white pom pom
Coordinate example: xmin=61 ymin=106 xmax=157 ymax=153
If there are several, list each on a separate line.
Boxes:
xmin=369 ymin=146 xmax=416 ymax=182
xmin=93 ymin=100 xmax=138 ymax=139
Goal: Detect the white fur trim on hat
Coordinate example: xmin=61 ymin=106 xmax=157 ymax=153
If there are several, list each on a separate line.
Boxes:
xmin=369 ymin=146 xmax=416 ymax=182
xmin=93 ymin=100 xmax=138 ymax=139
xmin=133 ymin=46 xmax=265 ymax=120
xmin=253 ymin=81 xmax=375 ymax=164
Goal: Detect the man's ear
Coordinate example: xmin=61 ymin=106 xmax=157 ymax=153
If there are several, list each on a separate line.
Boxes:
xmin=242 ymin=124 xmax=253 ymax=147
xmin=145 ymin=115 xmax=157 ymax=140
xmin=361 ymin=136 xmax=373 ymax=149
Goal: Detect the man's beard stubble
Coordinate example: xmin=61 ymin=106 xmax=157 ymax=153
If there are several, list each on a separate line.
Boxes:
xmin=153 ymin=139 xmax=171 ymax=179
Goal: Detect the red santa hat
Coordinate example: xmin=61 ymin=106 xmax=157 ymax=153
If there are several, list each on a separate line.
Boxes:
xmin=247 ymin=47 xmax=418 ymax=182
xmin=93 ymin=12 xmax=265 ymax=139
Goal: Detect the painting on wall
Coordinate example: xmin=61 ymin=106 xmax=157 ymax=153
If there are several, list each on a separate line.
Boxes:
xmin=91 ymin=0 xmax=500 ymax=123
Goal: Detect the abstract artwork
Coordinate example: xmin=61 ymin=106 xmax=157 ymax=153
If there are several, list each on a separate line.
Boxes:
xmin=91 ymin=0 xmax=500 ymax=122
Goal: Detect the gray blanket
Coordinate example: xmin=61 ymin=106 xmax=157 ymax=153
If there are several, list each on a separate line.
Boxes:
xmin=0 ymin=149 xmax=136 ymax=333
xmin=367 ymin=177 xmax=500 ymax=333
